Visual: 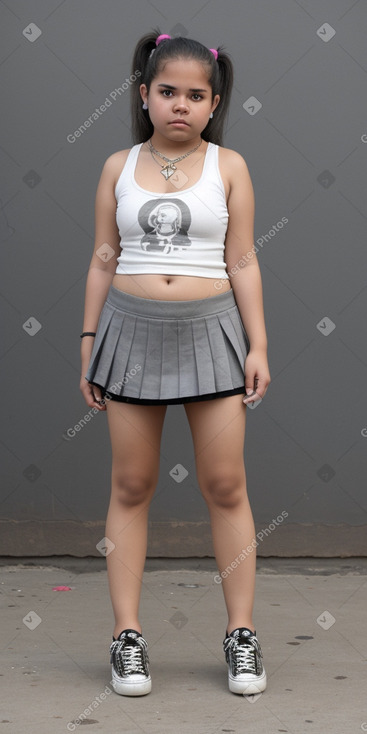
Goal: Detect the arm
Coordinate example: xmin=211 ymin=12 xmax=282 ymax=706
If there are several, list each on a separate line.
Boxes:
xmin=224 ymin=151 xmax=271 ymax=404
xmin=80 ymin=154 xmax=123 ymax=410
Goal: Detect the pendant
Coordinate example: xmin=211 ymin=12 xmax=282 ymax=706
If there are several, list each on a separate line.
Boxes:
xmin=161 ymin=163 xmax=177 ymax=179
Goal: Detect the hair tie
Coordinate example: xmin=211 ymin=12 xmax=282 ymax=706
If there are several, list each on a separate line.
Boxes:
xmin=209 ymin=48 xmax=218 ymax=60
xmin=156 ymin=34 xmax=171 ymax=46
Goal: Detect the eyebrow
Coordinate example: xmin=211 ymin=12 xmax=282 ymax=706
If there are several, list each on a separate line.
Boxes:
xmin=157 ymin=83 xmax=208 ymax=93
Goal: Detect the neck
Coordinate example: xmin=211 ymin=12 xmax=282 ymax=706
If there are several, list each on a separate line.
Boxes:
xmin=149 ymin=132 xmax=203 ymax=157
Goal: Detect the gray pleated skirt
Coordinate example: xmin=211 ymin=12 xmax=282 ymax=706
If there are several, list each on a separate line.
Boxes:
xmin=85 ymin=285 xmax=250 ymax=405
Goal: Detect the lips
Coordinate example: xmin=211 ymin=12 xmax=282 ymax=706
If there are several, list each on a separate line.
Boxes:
xmin=169 ymin=119 xmax=189 ymax=126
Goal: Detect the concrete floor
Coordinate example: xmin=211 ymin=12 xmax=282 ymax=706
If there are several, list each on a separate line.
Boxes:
xmin=1 ymin=557 xmax=366 ymax=734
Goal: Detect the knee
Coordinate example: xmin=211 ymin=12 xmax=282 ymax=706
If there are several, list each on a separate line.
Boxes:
xmin=199 ymin=471 xmax=245 ymax=509
xmin=112 ymin=470 xmax=156 ymax=507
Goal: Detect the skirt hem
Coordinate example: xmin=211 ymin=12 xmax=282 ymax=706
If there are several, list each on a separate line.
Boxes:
xmin=88 ymin=380 xmax=246 ymax=406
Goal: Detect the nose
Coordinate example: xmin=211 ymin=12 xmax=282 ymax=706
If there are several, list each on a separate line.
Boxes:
xmin=173 ymin=96 xmax=189 ymax=113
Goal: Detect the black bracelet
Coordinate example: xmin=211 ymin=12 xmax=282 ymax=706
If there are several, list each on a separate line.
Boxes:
xmin=80 ymin=331 xmax=96 ymax=338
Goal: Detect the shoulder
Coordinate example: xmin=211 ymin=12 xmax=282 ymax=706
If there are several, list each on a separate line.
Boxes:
xmin=216 ymin=146 xmax=253 ymax=198
xmin=217 ymin=145 xmax=251 ymax=177
xmin=99 ymin=148 xmax=134 ymax=189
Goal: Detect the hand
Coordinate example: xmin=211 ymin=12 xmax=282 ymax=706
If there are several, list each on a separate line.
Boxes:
xmin=242 ymin=349 xmax=271 ymax=405
xmin=80 ymin=377 xmax=107 ymax=411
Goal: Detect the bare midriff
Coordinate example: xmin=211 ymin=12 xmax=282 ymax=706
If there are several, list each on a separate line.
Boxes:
xmin=111 ymin=273 xmax=231 ymax=300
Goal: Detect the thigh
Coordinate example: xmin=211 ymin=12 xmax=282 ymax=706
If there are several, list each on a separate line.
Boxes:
xmin=106 ymin=400 xmax=167 ymax=477
xmin=184 ymin=394 xmax=247 ymax=477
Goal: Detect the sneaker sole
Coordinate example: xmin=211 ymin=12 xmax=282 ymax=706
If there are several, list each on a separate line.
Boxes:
xmin=228 ymin=670 xmax=267 ymax=695
xmin=111 ymin=669 xmax=152 ymax=696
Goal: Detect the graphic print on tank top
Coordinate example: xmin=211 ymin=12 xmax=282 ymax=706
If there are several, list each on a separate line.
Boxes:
xmin=137 ymin=198 xmax=192 ymax=255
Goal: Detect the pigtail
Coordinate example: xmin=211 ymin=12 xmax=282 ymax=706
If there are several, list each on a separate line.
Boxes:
xmin=202 ymin=47 xmax=234 ymax=147
xmin=130 ymin=29 xmax=160 ymax=144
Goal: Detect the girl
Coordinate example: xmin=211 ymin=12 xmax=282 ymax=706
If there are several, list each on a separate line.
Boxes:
xmin=80 ymin=30 xmax=271 ymax=697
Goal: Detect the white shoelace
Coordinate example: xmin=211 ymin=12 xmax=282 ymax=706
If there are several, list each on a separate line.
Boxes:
xmin=233 ymin=642 xmax=257 ymax=674
xmin=225 ymin=635 xmax=262 ymax=674
xmin=110 ymin=637 xmax=148 ymax=676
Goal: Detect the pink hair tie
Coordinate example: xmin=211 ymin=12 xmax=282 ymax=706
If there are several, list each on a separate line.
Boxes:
xmin=156 ymin=34 xmax=171 ymax=46
xmin=209 ymin=48 xmax=218 ymax=60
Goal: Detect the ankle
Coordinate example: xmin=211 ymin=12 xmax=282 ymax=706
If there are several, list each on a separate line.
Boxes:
xmin=113 ymin=624 xmax=142 ymax=639
xmin=227 ymin=623 xmax=255 ymax=636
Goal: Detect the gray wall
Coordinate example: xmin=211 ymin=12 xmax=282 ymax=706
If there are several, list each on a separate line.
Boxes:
xmin=1 ymin=0 xmax=366 ymax=556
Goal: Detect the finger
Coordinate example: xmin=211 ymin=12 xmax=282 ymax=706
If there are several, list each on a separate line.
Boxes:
xmin=92 ymin=386 xmax=107 ymax=411
xmin=254 ymin=375 xmax=270 ymax=400
xmin=85 ymin=382 xmax=106 ymax=411
xmin=243 ymin=389 xmax=259 ymax=404
xmin=243 ymin=370 xmax=257 ymax=402
xmin=243 ymin=361 xmax=270 ymax=404
xmin=243 ymin=375 xmax=264 ymax=403
xmin=244 ymin=371 xmax=256 ymax=396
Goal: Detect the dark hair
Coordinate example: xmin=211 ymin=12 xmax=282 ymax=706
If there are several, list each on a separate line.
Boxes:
xmin=130 ymin=28 xmax=234 ymax=146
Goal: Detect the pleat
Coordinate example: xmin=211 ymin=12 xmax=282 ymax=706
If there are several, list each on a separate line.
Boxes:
xmin=191 ymin=318 xmax=216 ymax=394
xmin=105 ymin=313 xmax=136 ymax=394
xmin=206 ymin=315 xmax=234 ymax=391
xmin=85 ymin=302 xmax=118 ymax=384
xmin=217 ymin=309 xmax=249 ymax=384
xmin=228 ymin=308 xmax=250 ymax=355
xmin=122 ymin=316 xmax=148 ymax=398
xmin=139 ymin=319 xmax=163 ymax=399
xmin=177 ymin=320 xmax=199 ymax=397
xmin=160 ymin=320 xmax=179 ymax=399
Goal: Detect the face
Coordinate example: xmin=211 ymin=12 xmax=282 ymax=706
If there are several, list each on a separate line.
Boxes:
xmin=140 ymin=57 xmax=220 ymax=143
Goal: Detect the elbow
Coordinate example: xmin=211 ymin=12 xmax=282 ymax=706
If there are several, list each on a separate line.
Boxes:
xmin=89 ymin=250 xmax=118 ymax=274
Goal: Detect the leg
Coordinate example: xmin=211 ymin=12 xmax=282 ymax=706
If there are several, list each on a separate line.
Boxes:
xmin=184 ymin=395 xmax=256 ymax=634
xmin=105 ymin=400 xmax=167 ymax=638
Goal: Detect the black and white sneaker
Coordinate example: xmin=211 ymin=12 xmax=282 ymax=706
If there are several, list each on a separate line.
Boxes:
xmin=223 ymin=627 xmax=267 ymax=695
xmin=109 ymin=629 xmax=152 ymax=696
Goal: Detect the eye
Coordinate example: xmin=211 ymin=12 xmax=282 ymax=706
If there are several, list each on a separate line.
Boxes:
xmin=192 ymin=93 xmax=203 ymax=101
xmin=161 ymin=89 xmax=173 ymax=97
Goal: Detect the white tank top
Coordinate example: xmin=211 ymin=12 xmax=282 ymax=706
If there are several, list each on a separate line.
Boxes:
xmin=114 ymin=142 xmax=229 ymax=279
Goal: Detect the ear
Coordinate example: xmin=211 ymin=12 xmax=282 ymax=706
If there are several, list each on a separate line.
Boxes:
xmin=211 ymin=94 xmax=220 ymax=114
xmin=140 ymin=83 xmax=148 ymax=105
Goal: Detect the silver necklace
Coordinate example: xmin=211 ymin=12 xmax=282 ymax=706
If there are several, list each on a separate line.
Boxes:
xmin=147 ymin=138 xmax=202 ymax=179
